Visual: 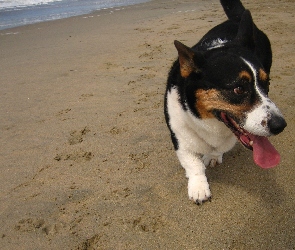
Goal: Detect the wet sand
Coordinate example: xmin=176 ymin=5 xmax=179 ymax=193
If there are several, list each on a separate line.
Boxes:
xmin=0 ymin=0 xmax=294 ymax=249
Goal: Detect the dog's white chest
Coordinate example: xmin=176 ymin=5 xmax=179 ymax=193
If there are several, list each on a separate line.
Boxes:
xmin=166 ymin=87 xmax=235 ymax=152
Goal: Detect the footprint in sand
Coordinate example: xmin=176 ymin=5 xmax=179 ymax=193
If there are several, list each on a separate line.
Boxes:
xmin=54 ymin=150 xmax=93 ymax=162
xmin=68 ymin=127 xmax=90 ymax=145
xmin=15 ymin=218 xmax=63 ymax=235
xmin=56 ymin=108 xmax=72 ymax=121
xmin=79 ymin=93 xmax=94 ymax=101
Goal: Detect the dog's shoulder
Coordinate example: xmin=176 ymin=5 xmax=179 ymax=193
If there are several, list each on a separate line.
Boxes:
xmin=165 ymin=86 xmax=234 ymax=151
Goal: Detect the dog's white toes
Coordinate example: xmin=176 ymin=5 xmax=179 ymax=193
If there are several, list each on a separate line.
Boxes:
xmin=209 ymin=159 xmax=217 ymax=168
xmin=202 ymin=155 xmax=211 ymax=167
xmin=196 ymin=196 xmax=212 ymax=205
xmin=202 ymin=153 xmax=223 ymax=167
xmin=188 ymin=175 xmax=211 ymax=204
xmin=217 ymin=154 xmax=223 ymax=164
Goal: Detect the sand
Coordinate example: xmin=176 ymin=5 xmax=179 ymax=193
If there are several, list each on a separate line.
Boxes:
xmin=0 ymin=0 xmax=294 ymax=249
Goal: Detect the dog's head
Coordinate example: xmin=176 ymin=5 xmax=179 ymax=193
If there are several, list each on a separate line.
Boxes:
xmin=174 ymin=11 xmax=286 ymax=168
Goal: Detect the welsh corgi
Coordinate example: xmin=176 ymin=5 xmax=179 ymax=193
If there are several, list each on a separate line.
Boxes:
xmin=164 ymin=0 xmax=287 ymax=204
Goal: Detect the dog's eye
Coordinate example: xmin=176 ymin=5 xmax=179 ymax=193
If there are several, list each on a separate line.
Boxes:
xmin=234 ymin=86 xmax=245 ymax=95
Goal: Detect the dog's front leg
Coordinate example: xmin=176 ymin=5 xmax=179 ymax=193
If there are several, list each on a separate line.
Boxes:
xmin=176 ymin=149 xmax=211 ymax=204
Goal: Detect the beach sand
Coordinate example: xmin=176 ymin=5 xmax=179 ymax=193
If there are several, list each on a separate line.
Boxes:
xmin=0 ymin=0 xmax=294 ymax=249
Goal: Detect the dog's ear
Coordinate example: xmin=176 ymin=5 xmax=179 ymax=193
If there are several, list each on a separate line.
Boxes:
xmin=174 ymin=40 xmax=204 ymax=78
xmin=234 ymin=10 xmax=255 ymax=50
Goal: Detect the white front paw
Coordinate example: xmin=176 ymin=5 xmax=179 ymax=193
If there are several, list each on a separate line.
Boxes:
xmin=202 ymin=153 xmax=223 ymax=167
xmin=188 ymin=175 xmax=211 ymax=204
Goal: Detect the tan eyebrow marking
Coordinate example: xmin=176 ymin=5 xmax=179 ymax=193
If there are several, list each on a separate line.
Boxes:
xmin=259 ymin=68 xmax=268 ymax=81
xmin=239 ymin=70 xmax=252 ymax=82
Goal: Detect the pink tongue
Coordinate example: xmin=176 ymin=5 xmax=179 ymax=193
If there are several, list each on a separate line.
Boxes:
xmin=249 ymin=135 xmax=280 ymax=168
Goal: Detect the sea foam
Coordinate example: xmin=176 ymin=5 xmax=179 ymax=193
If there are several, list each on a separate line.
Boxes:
xmin=0 ymin=0 xmax=149 ymax=30
xmin=0 ymin=0 xmax=62 ymax=9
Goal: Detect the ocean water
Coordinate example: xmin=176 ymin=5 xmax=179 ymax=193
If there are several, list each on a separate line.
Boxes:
xmin=0 ymin=0 xmax=150 ymax=30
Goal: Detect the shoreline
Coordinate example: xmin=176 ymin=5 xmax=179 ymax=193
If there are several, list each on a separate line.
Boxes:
xmin=0 ymin=0 xmax=152 ymax=31
xmin=0 ymin=0 xmax=294 ymax=249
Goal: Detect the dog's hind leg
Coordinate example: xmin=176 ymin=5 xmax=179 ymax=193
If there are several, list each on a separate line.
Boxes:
xmin=202 ymin=134 xmax=237 ymax=167
xmin=202 ymin=152 xmax=223 ymax=167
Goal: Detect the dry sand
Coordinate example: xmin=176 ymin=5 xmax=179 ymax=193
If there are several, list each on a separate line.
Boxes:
xmin=0 ymin=0 xmax=294 ymax=249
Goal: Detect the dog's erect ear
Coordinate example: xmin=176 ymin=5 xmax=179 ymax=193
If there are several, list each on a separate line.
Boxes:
xmin=174 ymin=40 xmax=204 ymax=78
xmin=234 ymin=10 xmax=255 ymax=50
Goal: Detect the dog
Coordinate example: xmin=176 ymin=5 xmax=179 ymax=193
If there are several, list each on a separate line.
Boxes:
xmin=164 ymin=0 xmax=287 ymax=204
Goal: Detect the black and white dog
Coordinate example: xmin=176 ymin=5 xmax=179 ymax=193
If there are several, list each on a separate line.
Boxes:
xmin=164 ymin=0 xmax=287 ymax=204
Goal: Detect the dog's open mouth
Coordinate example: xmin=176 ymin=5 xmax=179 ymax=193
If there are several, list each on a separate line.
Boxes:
xmin=220 ymin=112 xmax=253 ymax=150
xmin=220 ymin=112 xmax=281 ymax=168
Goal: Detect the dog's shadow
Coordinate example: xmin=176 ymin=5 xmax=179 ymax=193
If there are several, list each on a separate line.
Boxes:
xmin=207 ymin=144 xmax=286 ymax=207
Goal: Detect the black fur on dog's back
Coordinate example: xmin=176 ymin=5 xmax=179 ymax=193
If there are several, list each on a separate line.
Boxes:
xmin=196 ymin=0 xmax=272 ymax=73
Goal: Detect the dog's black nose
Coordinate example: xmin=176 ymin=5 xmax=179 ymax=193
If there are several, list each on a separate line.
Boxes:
xmin=268 ymin=115 xmax=287 ymax=135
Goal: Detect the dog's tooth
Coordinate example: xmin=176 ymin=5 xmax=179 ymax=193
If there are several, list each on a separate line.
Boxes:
xmin=249 ymin=141 xmax=253 ymax=146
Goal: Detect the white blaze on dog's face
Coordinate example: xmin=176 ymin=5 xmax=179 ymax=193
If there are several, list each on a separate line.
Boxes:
xmin=241 ymin=58 xmax=286 ymax=137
